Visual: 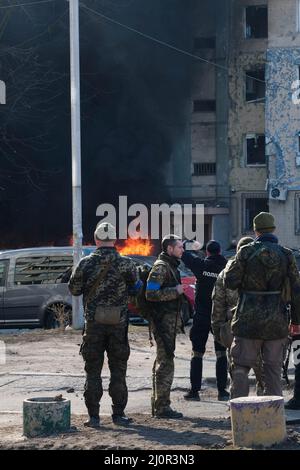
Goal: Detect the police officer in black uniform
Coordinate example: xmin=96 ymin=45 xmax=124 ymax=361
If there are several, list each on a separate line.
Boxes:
xmin=181 ymin=240 xmax=229 ymax=401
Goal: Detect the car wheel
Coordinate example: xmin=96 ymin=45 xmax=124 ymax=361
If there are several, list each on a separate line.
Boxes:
xmin=44 ymin=303 xmax=72 ymax=329
xmin=181 ymin=299 xmax=192 ymax=326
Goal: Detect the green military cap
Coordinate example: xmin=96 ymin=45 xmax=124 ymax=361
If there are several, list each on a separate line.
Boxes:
xmin=94 ymin=222 xmax=117 ymax=241
xmin=253 ymin=212 xmax=276 ymax=232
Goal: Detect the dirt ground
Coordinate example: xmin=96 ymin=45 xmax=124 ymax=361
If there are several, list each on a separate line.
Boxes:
xmin=0 ymin=326 xmax=300 ymax=450
xmin=2 ymin=413 xmax=300 ymax=451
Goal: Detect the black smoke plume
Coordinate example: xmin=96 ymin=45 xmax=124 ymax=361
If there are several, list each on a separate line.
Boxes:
xmin=0 ymin=0 xmax=193 ymax=247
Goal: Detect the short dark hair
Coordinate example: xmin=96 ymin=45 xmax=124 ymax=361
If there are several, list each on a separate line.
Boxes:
xmin=162 ymin=234 xmax=181 ymax=253
xmin=206 ymin=240 xmax=221 ymax=255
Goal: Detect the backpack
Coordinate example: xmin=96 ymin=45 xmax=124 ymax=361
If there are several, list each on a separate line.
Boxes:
xmin=135 ymin=264 xmax=155 ymax=321
xmin=135 ymin=260 xmax=178 ymax=321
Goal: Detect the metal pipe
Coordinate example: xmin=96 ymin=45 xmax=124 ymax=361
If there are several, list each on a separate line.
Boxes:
xmin=69 ymin=0 xmax=84 ymax=329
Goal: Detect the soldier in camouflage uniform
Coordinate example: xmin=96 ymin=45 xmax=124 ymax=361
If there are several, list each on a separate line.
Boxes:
xmin=68 ymin=222 xmax=137 ymax=428
xmin=146 ymin=235 xmax=184 ymax=419
xmin=211 ymin=237 xmax=265 ymax=395
xmin=224 ymin=212 xmax=300 ymax=398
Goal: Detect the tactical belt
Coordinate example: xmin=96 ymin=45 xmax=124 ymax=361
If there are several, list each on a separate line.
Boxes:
xmin=239 ymin=290 xmax=281 ymax=313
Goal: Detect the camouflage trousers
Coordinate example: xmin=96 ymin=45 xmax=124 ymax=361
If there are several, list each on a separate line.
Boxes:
xmin=151 ymin=313 xmax=179 ymax=414
xmin=80 ymin=320 xmax=130 ymax=417
xmin=227 ymin=349 xmax=265 ymax=396
xmin=230 ymin=336 xmax=287 ymax=398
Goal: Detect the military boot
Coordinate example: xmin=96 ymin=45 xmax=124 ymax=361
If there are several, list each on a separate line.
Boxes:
xmin=155 ymin=407 xmax=183 ymax=419
xmin=217 ymin=389 xmax=230 ymax=401
xmin=84 ymin=416 xmax=100 ymax=428
xmin=112 ymin=413 xmax=133 ymax=425
xmin=184 ymin=389 xmax=200 ymax=401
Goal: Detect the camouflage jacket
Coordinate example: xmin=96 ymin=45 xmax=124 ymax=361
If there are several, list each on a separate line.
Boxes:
xmin=211 ymin=266 xmax=237 ymax=344
xmin=68 ymin=247 xmax=137 ymax=321
xmin=224 ymin=233 xmax=300 ymax=340
xmin=145 ymin=252 xmax=181 ymax=315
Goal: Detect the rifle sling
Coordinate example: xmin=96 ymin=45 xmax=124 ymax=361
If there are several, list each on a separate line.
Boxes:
xmin=84 ymin=262 xmax=111 ymax=308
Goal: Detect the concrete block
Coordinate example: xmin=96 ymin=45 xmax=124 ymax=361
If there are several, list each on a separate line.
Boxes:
xmin=230 ymin=396 xmax=286 ymax=448
xmin=23 ymin=397 xmax=70 ymax=438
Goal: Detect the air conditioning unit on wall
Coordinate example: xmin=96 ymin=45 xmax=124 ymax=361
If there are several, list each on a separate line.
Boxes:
xmin=269 ymin=185 xmax=288 ymax=201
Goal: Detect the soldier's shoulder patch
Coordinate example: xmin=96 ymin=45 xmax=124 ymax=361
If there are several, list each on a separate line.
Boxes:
xmin=152 ymin=261 xmax=168 ymax=273
xmin=148 ymin=262 xmax=168 ymax=281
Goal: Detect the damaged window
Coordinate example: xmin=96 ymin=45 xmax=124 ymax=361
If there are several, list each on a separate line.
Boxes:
xmin=246 ymin=134 xmax=266 ymax=165
xmin=245 ymin=6 xmax=268 ymax=39
xmin=14 ymin=256 xmax=73 ymax=285
xmin=246 ymin=68 xmax=265 ymax=102
xmin=15 ymin=256 xmax=50 ymax=285
xmin=193 ymin=100 xmax=216 ymax=113
xmin=244 ymin=196 xmax=269 ymax=232
xmin=47 ymin=256 xmax=73 ymax=283
xmin=193 ymin=163 xmax=216 ymax=176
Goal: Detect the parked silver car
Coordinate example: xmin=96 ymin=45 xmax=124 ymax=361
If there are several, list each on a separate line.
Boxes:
xmin=0 ymin=247 xmax=81 ymax=329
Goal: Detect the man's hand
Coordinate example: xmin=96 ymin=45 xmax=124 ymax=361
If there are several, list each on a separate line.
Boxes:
xmin=184 ymin=240 xmax=202 ymax=251
xmin=176 ymin=284 xmax=184 ymax=295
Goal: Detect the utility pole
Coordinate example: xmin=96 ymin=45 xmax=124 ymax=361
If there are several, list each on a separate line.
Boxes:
xmin=0 ymin=80 xmax=6 ymax=104
xmin=69 ymin=0 xmax=84 ymax=329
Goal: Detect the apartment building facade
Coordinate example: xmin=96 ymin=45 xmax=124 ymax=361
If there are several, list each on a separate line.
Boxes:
xmin=182 ymin=0 xmax=300 ymax=249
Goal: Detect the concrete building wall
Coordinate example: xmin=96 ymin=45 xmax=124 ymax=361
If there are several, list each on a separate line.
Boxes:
xmin=268 ymin=0 xmax=300 ymax=48
xmin=191 ymin=0 xmax=217 ymax=203
xmin=186 ymin=0 xmax=300 ymax=249
xmin=266 ymin=1 xmax=300 ymax=249
xmin=231 ymin=0 xmax=268 ymax=53
xmin=189 ymin=0 xmax=231 ymax=249
xmin=228 ymin=0 xmax=300 ymax=248
xmin=266 ymin=2 xmax=300 ymax=248
xmin=228 ymin=0 xmax=268 ymax=243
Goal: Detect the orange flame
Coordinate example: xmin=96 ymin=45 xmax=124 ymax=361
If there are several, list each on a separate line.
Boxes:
xmin=117 ymin=239 xmax=154 ymax=256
